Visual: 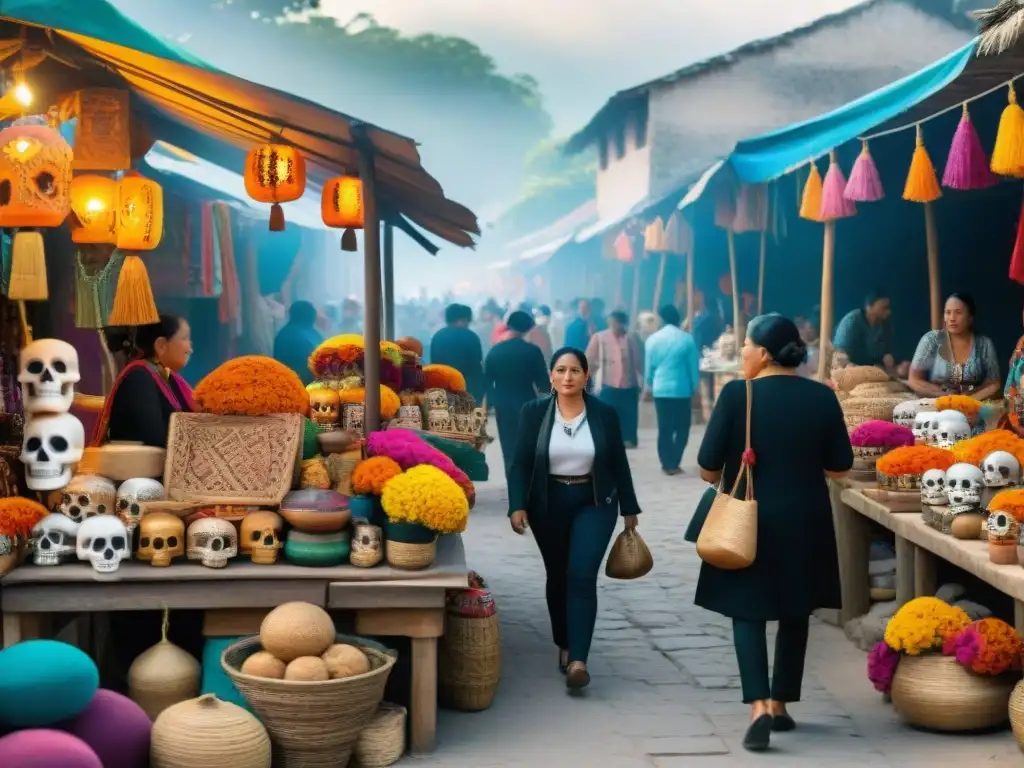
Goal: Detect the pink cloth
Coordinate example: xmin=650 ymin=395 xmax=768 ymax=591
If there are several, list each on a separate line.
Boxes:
xmin=587 ymin=330 xmax=642 ymax=389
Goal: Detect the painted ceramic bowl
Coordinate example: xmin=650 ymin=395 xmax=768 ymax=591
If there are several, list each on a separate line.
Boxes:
xmin=283 ymin=530 xmax=351 ymax=567
xmin=278 ymin=489 xmax=351 ymax=533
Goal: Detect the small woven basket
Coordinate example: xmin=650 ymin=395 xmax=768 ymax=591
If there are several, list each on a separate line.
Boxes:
xmin=386 ymin=538 xmax=437 ymax=570
xmin=353 ymin=703 xmax=406 ymax=768
xmin=439 ymin=611 xmax=501 ymax=711
xmin=222 ymin=634 xmax=396 ymax=768
xmin=890 ymin=654 xmax=1014 ymax=732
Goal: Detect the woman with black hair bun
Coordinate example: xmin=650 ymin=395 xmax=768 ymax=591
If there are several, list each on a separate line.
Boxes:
xmin=686 ymin=313 xmax=852 ymax=752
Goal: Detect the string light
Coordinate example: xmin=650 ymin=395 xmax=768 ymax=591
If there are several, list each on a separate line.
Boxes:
xmin=13 ymin=81 xmax=31 ymax=107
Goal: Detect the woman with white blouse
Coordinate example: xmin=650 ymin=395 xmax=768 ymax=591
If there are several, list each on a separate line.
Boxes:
xmin=507 ymin=346 xmax=643 ymax=692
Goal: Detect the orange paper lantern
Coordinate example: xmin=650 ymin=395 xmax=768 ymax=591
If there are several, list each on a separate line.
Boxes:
xmin=0 ymin=123 xmax=73 ymax=228
xmin=244 ymin=143 xmax=306 ymax=231
xmin=322 ymin=175 xmax=364 ymax=251
xmin=116 ymin=174 xmax=163 ymax=251
xmin=70 ymin=175 xmax=117 ymax=244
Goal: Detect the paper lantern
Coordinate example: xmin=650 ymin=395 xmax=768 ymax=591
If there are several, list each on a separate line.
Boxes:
xmin=321 ymin=175 xmax=363 ymax=251
xmin=65 ymin=88 xmax=131 ymax=171
xmin=116 ymin=174 xmax=163 ymax=251
xmin=245 ymin=143 xmax=306 ymax=231
xmin=69 ymin=175 xmax=117 ymax=244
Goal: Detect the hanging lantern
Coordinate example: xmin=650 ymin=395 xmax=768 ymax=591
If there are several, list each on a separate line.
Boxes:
xmin=109 ymin=174 xmax=163 ymax=327
xmin=69 ymin=175 xmax=117 ymax=244
xmin=244 ymin=143 xmax=306 ymax=232
xmin=0 ymin=124 xmax=73 ymax=301
xmin=321 ymin=175 xmax=363 ymax=251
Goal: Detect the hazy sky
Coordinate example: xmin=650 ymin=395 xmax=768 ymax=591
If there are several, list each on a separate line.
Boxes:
xmin=321 ymin=0 xmax=865 ymax=134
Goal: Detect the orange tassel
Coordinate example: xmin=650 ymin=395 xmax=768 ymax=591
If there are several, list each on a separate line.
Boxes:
xmin=991 ymin=82 xmax=1024 ymax=178
xmin=7 ymin=231 xmax=48 ymax=301
xmin=269 ymin=203 xmax=286 ymax=232
xmin=903 ymin=124 xmax=942 ymax=203
xmin=799 ymin=162 xmax=824 ymax=222
xmin=108 ymin=254 xmax=159 ymax=326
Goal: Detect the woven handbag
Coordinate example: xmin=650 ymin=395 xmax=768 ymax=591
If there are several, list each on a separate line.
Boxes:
xmin=696 ymin=379 xmax=757 ymax=570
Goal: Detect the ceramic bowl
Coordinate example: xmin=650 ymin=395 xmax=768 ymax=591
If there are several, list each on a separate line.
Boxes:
xmin=284 ymin=530 xmax=351 ymax=567
xmin=278 ymin=489 xmax=351 ymax=533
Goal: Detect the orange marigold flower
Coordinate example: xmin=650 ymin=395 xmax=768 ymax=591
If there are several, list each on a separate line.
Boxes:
xmin=951 ymin=429 xmax=1024 ymax=468
xmin=935 ymin=394 xmax=982 ymax=420
xmin=194 ymin=355 xmax=309 ymax=416
xmin=876 ymin=445 xmax=955 ymax=477
xmin=423 ymin=364 xmax=467 ymax=393
xmin=352 ymin=456 xmax=404 ymax=495
xmin=0 ymin=497 xmax=49 ymax=538
xmin=988 ymin=488 xmax=1024 ymax=521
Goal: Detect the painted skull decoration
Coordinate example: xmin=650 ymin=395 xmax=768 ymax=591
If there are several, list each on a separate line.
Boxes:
xmin=913 ymin=412 xmax=936 ymax=443
xmin=116 ymin=478 xmax=166 ymax=533
xmin=982 ymin=451 xmax=1022 ymax=488
xmin=76 ymin=515 xmax=130 ymax=574
xmin=18 ymin=339 xmax=80 ymax=415
xmin=308 ymin=386 xmax=341 ymax=428
xmin=186 ymin=517 xmax=238 ymax=569
xmin=945 ymin=463 xmax=984 ymax=513
xmin=31 ymin=513 xmax=80 ymax=566
xmin=21 ymin=413 xmax=85 ymax=492
xmin=137 ymin=512 xmax=185 ymax=567
xmin=920 ymin=469 xmax=947 ymax=507
xmin=56 ymin=474 xmax=117 ymax=524
xmin=239 ymin=511 xmax=283 ymax=565
xmin=934 ymin=419 xmax=970 ymax=450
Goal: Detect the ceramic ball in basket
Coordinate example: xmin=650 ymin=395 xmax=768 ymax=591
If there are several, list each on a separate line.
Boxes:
xmin=875 ymin=445 xmax=955 ymax=492
xmin=849 ymin=420 xmax=914 ymax=471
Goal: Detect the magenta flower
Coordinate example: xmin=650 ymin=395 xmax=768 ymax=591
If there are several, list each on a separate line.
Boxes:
xmin=944 ymin=625 xmax=985 ymax=668
xmin=867 ymin=641 xmax=900 ymax=694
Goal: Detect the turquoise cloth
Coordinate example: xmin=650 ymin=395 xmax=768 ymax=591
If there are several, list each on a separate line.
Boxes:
xmin=200 ymin=636 xmax=253 ymax=714
xmin=644 ymin=325 xmax=701 ymax=399
xmin=0 ymin=640 xmax=99 ymax=728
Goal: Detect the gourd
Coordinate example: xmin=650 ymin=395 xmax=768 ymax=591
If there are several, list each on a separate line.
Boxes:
xmin=322 ymin=643 xmax=370 ymax=679
xmin=151 ymin=694 xmax=270 ymax=768
xmin=128 ymin=608 xmax=200 ymax=719
xmin=284 ymin=656 xmax=330 ymax=681
xmin=240 ymin=651 xmax=286 ymax=679
xmin=259 ymin=601 xmax=334 ymax=662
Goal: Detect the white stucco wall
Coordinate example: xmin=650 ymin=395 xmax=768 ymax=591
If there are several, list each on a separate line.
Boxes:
xmin=595 ymin=115 xmax=651 ymax=223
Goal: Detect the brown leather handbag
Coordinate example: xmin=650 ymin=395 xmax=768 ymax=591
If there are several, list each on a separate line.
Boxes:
xmin=696 ymin=379 xmax=757 ymax=570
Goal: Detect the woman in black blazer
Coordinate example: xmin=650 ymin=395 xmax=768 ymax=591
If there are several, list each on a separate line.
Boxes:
xmin=507 ymin=346 xmax=642 ymax=691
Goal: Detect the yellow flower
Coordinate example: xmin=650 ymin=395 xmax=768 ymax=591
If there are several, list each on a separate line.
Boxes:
xmin=314 ymin=334 xmax=365 ymax=356
xmin=380 ymin=465 xmax=469 ymax=534
xmin=884 ymin=596 xmax=970 ymax=655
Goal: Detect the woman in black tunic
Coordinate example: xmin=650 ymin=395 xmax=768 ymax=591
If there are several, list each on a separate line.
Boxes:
xmin=687 ymin=314 xmax=852 ymax=752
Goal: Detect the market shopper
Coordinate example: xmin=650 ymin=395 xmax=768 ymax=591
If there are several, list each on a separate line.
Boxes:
xmin=507 ymin=347 xmax=642 ymax=692
xmin=644 ymin=305 xmax=700 ymax=474
xmin=687 ymin=314 xmax=852 ymax=752
xmin=273 ymin=300 xmax=323 ymax=385
xmin=430 ymin=303 xmax=485 ymax=402
xmin=908 ymin=292 xmax=1001 ymax=399
xmin=586 ymin=310 xmax=643 ymax=447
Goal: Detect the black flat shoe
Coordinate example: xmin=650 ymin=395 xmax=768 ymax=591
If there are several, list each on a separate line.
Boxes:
xmin=743 ymin=714 xmax=773 ymax=752
xmin=566 ymin=663 xmax=590 ymax=691
xmin=772 ymin=714 xmax=796 ymax=732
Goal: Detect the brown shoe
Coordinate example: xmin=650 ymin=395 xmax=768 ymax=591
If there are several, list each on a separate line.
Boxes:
xmin=566 ymin=662 xmax=590 ymax=691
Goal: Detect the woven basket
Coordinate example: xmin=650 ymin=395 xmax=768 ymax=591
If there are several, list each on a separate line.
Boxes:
xmin=833 ymin=365 xmax=890 ymax=392
xmin=353 ymin=703 xmax=406 ymax=768
xmin=842 ymin=396 xmax=906 ymax=428
xmin=385 ymin=538 xmax=437 ymax=570
xmin=439 ymin=612 xmax=501 ymax=712
xmin=222 ymin=634 xmax=396 ymax=767
xmin=1010 ymin=680 xmax=1024 ymax=749
xmin=850 ymin=381 xmax=909 ymax=397
xmin=890 ymin=654 xmax=1014 ymax=731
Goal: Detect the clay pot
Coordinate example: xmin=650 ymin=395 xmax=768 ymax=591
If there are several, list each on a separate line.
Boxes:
xmin=951 ymin=513 xmax=984 ymax=540
xmin=989 ymin=539 xmax=1019 ymax=566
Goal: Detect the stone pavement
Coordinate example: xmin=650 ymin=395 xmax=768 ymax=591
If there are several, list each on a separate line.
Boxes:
xmin=416 ymin=413 xmax=1023 ymax=767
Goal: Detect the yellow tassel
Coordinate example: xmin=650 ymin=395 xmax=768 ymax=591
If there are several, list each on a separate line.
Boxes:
xmin=341 ymin=228 xmax=358 ymax=252
xmin=799 ymin=162 xmax=824 ymax=222
xmin=269 ymin=203 xmax=286 ymax=232
xmin=903 ymin=124 xmax=942 ymax=203
xmin=108 ymin=254 xmax=159 ymax=326
xmin=7 ymin=231 xmax=48 ymax=301
xmin=991 ymin=82 xmax=1024 ymax=177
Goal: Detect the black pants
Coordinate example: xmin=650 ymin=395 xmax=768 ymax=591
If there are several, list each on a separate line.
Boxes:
xmin=494 ymin=404 xmax=520 ymax=478
xmin=732 ymin=616 xmax=810 ymax=704
xmin=599 ymin=386 xmax=639 ymax=444
xmin=531 ymin=480 xmax=618 ymax=664
xmin=654 ymin=397 xmax=692 ymax=470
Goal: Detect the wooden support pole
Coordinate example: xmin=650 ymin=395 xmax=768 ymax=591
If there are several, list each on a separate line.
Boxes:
xmin=630 ymin=260 xmax=642 ymax=319
xmin=757 ymin=230 xmax=766 ymax=315
xmin=727 ymin=230 xmax=742 ymax=343
xmin=924 ymin=202 xmax=941 ymax=330
xmin=685 ymin=248 xmax=694 ymax=328
xmin=382 ymin=220 xmax=395 ymax=341
xmin=355 ymin=126 xmax=382 ymax=433
xmin=651 ymin=252 xmax=667 ymax=315
xmin=816 ymin=221 xmax=836 ymax=381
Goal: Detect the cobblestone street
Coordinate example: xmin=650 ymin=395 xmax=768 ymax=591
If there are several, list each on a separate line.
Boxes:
xmin=419 ymin=412 xmax=1023 ymax=767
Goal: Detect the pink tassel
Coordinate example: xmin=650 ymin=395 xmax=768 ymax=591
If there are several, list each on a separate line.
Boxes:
xmin=844 ymin=140 xmax=884 ymax=202
xmin=943 ymin=104 xmax=998 ymax=190
xmin=820 ymin=152 xmax=856 ymax=220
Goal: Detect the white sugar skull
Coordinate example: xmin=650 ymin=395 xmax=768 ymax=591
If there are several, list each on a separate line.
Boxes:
xmin=893 ymin=401 xmax=919 ymax=429
xmin=76 ymin=515 xmax=129 ymax=574
xmin=18 ymin=339 xmax=80 ymax=415
xmin=57 ymin=474 xmax=117 ymax=524
xmin=982 ymin=450 xmax=1021 ymax=488
xmin=945 ymin=463 xmax=984 ymax=510
xmin=913 ymin=412 xmax=936 ymax=443
xmin=186 ymin=518 xmax=237 ymax=569
xmin=21 ymin=413 xmax=85 ymax=491
xmin=920 ymin=469 xmax=947 ymax=506
xmin=31 ymin=513 xmax=79 ymax=566
xmin=116 ymin=478 xmax=165 ymax=533
xmin=934 ymin=419 xmax=970 ymax=449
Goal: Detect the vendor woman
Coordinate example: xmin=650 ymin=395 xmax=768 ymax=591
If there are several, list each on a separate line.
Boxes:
xmin=94 ymin=315 xmax=194 ymax=448
xmin=908 ymin=292 xmax=1001 ymax=400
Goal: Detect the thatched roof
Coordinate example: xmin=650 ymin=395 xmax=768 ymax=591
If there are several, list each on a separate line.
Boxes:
xmin=976 ymin=1 xmax=1024 ymax=54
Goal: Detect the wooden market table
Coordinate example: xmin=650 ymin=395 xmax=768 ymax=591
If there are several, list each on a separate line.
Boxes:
xmin=835 ymin=487 xmax=1024 ymax=633
xmin=0 ymin=533 xmax=468 ymax=754
xmin=699 ymin=363 xmax=742 ymax=421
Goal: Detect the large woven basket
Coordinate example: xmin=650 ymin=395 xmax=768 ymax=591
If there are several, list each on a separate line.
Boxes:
xmin=1010 ymin=679 xmax=1024 ymax=749
xmin=385 ymin=538 xmax=437 ymax=570
xmin=439 ymin=612 xmax=501 ymax=711
xmin=353 ymin=702 xmax=406 ymax=768
xmin=842 ymin=396 xmax=907 ymax=430
xmin=850 ymin=381 xmax=909 ymax=397
xmin=222 ymin=634 xmax=396 ymax=767
xmin=833 ymin=365 xmax=890 ymax=392
xmin=890 ymin=654 xmax=1015 ymax=731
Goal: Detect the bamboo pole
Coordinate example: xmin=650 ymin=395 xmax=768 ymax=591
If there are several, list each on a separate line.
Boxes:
xmin=382 ymin=220 xmax=395 ymax=340
xmin=652 ymin=252 xmax=667 ymax=314
xmin=355 ymin=127 xmax=382 ymax=433
xmin=924 ymin=202 xmax=941 ymax=329
xmin=727 ymin=230 xmax=743 ymax=344
xmin=757 ymin=230 xmax=766 ymax=315
xmin=816 ymin=220 xmax=837 ymax=381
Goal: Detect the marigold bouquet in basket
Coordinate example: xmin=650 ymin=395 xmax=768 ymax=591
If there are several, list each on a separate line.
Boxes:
xmin=942 ymin=618 xmax=1024 ymax=676
xmin=381 ymin=464 xmax=470 ymax=534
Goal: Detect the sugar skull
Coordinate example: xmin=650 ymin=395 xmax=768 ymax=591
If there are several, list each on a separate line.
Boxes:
xmin=18 ymin=339 xmax=80 ymax=415
xmin=239 ymin=510 xmax=283 ymax=565
xmin=186 ymin=517 xmax=238 ymax=569
xmin=137 ymin=512 xmax=185 ymax=567
xmin=116 ymin=478 xmax=166 ymax=534
xmin=21 ymin=413 xmax=85 ymax=492
xmin=945 ymin=463 xmax=983 ymax=512
xmin=913 ymin=411 xmax=936 ymax=443
xmin=0 ymin=124 xmax=73 ymax=228
xmin=982 ymin=451 xmax=1021 ymax=488
xmin=56 ymin=474 xmax=117 ymax=524
xmin=31 ymin=513 xmax=80 ymax=566
xmin=76 ymin=514 xmax=130 ymax=574
xmin=307 ymin=384 xmax=340 ymax=429
xmin=934 ymin=418 xmax=970 ymax=449
xmin=920 ymin=469 xmax=947 ymax=507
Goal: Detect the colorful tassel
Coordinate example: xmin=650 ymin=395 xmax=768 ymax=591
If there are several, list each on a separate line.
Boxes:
xmin=903 ymin=125 xmax=942 ymax=204
xmin=943 ymin=104 xmax=998 ymax=190
xmin=612 ymin=231 xmax=634 ymax=263
xmin=108 ymin=254 xmax=159 ymax=326
xmin=663 ymin=211 xmax=693 ymax=255
xmin=845 ymin=141 xmax=884 ymax=202
xmin=992 ymin=82 xmax=1024 ymax=178
xmin=643 ymin=217 xmax=666 ymax=251
xmin=799 ymin=161 xmax=824 ymax=222
xmin=1010 ymin=191 xmax=1024 ymax=286
xmin=732 ymin=184 xmax=768 ymax=233
xmin=820 ymin=152 xmax=856 ymax=221
xmin=7 ymin=231 xmax=48 ymax=301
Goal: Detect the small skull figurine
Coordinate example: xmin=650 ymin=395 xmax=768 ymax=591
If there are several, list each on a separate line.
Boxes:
xmin=987 ymin=510 xmax=1020 ymax=543
xmin=18 ymin=338 xmax=81 ymax=415
xmin=137 ymin=512 xmax=185 ymax=567
xmin=945 ymin=463 xmax=984 ymax=513
xmin=21 ymin=412 xmax=85 ymax=491
xmin=352 ymin=522 xmax=383 ymax=566
xmin=239 ymin=511 xmax=283 ymax=565
xmin=57 ymin=474 xmax=117 ymax=524
xmin=307 ymin=384 xmax=341 ymax=430
xmin=934 ymin=419 xmax=970 ymax=449
xmin=76 ymin=515 xmax=130 ymax=574
xmin=920 ymin=469 xmax=947 ymax=506
xmin=913 ymin=412 xmax=936 ymax=443
xmin=982 ymin=451 xmax=1021 ymax=488
xmin=31 ymin=513 xmax=80 ymax=566
xmin=186 ymin=518 xmax=238 ymax=569
xmin=893 ymin=401 xmax=919 ymax=429
xmin=116 ymin=478 xmax=166 ymax=536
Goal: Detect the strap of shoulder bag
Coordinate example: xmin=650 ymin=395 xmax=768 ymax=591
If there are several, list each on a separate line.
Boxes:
xmin=728 ymin=378 xmax=755 ymax=501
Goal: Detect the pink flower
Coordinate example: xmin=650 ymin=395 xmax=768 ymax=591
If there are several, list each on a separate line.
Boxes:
xmin=368 ymin=429 xmax=471 ymax=487
xmin=867 ymin=641 xmax=900 ymax=694
xmin=944 ymin=625 xmax=986 ymax=669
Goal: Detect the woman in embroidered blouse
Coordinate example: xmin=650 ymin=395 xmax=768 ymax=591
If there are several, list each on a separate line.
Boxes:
xmin=1004 ymin=307 xmax=1024 ymax=435
xmin=908 ymin=293 xmax=1001 ymax=401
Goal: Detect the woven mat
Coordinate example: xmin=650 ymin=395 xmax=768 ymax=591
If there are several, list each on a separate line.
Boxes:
xmin=165 ymin=413 xmax=303 ymax=505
